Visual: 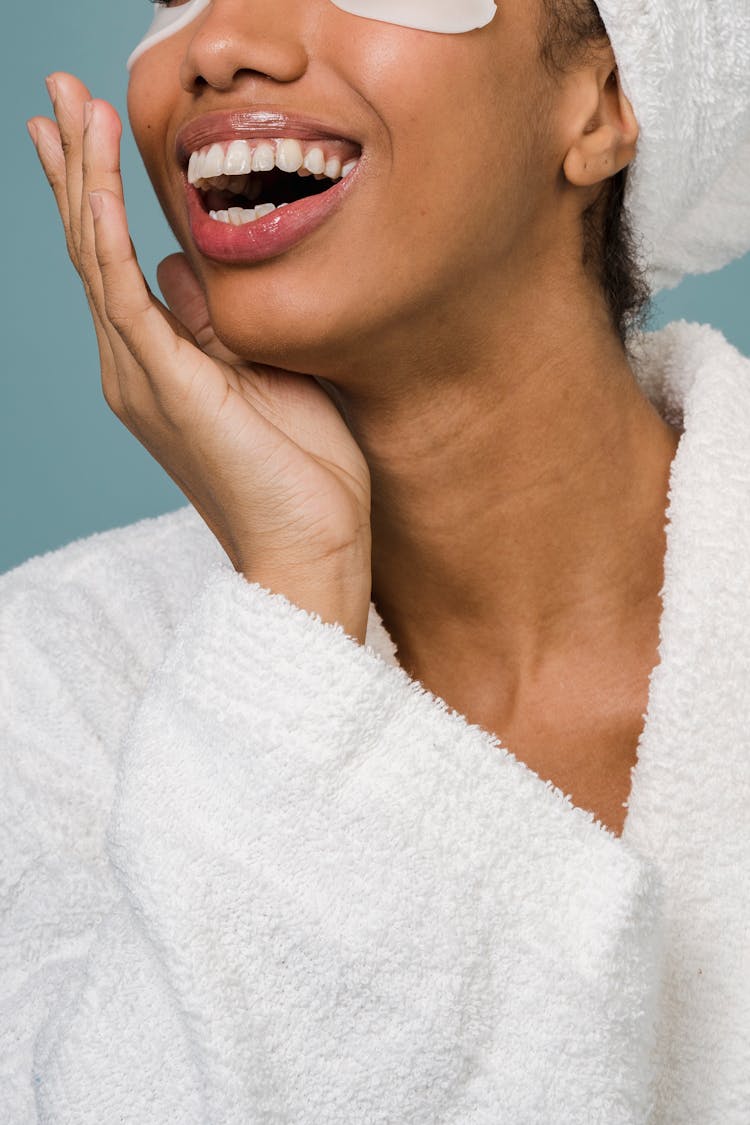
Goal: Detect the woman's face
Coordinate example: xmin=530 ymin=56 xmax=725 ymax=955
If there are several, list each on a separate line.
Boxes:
xmin=127 ymin=0 xmax=563 ymax=375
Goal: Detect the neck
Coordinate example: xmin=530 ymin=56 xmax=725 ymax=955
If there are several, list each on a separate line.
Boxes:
xmin=325 ymin=283 xmax=681 ymax=700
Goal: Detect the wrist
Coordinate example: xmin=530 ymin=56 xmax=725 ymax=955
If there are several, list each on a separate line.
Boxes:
xmin=238 ymin=554 xmax=372 ymax=646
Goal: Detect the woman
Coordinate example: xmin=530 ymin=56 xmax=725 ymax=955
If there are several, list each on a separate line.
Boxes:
xmin=5 ymin=0 xmax=749 ymax=1120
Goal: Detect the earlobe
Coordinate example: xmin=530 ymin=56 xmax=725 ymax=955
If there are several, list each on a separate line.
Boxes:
xmin=563 ymin=68 xmax=639 ymax=188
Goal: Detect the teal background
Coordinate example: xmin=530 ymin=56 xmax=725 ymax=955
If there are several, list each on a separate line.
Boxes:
xmin=2 ymin=2 xmax=749 ymax=575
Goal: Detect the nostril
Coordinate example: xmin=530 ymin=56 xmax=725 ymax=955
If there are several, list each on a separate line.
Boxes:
xmin=192 ymin=68 xmax=274 ymax=92
xmin=179 ymin=22 xmax=309 ymax=92
xmin=234 ymin=67 xmax=277 ymax=83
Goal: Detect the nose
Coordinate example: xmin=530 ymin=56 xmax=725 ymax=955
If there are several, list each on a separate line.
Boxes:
xmin=179 ymin=0 xmax=310 ymax=93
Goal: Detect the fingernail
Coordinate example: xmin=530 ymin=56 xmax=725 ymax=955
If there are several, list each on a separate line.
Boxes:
xmin=83 ymin=101 xmax=94 ymax=131
xmin=26 ymin=120 xmax=39 ymax=147
xmin=88 ymin=191 xmax=103 ymax=220
xmin=45 ymin=75 xmax=57 ymax=105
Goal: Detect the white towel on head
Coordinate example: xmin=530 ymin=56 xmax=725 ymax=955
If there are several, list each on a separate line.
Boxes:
xmin=596 ymin=0 xmax=750 ymax=291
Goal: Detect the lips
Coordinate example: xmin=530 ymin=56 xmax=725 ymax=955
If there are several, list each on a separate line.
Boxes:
xmin=183 ymin=172 xmax=357 ymax=263
xmin=175 ymin=108 xmax=362 ymax=169
xmin=174 ymin=107 xmax=363 ymax=264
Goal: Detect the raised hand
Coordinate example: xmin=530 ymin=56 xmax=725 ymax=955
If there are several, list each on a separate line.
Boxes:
xmin=26 ymin=73 xmax=373 ymax=643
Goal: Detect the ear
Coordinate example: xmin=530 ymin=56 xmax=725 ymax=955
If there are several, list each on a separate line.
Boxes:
xmin=562 ymin=60 xmax=639 ymax=188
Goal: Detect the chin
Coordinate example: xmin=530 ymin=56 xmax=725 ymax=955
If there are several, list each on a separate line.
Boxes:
xmin=193 ymin=257 xmax=377 ymax=371
xmin=200 ymin=278 xmax=358 ymax=374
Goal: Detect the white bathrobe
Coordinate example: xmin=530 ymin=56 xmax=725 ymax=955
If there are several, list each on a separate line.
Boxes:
xmin=1 ymin=320 xmax=749 ymax=1124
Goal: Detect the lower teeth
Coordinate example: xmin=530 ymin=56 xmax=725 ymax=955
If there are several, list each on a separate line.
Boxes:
xmin=208 ymin=202 xmax=289 ymax=225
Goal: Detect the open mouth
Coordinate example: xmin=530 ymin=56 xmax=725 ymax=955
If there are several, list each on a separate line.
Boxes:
xmin=187 ymin=138 xmax=361 ymax=226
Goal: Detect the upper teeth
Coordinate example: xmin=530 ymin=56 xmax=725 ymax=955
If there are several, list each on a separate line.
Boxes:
xmin=187 ymin=138 xmax=359 ymax=187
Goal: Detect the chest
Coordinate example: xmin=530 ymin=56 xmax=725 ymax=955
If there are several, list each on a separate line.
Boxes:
xmin=468 ymin=700 xmax=647 ymax=839
xmin=422 ymin=652 xmax=654 ymax=840
xmin=511 ymin=731 xmax=641 ymax=838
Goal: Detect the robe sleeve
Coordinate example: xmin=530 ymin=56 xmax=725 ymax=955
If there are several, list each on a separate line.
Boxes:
xmin=30 ymin=566 xmax=664 ymax=1125
xmin=0 ymin=560 xmax=143 ymax=1125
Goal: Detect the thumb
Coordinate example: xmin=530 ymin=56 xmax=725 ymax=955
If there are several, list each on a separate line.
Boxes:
xmin=156 ymin=253 xmax=240 ymax=362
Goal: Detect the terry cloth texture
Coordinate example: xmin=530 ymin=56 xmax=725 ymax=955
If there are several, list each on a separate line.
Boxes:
xmin=2 ymin=320 xmax=750 ymax=1122
xmin=596 ymin=0 xmax=750 ymax=291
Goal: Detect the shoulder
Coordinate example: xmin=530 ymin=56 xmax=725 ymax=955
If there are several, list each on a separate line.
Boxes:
xmin=0 ymin=504 xmax=228 ymax=1122
xmin=1 ymin=500 xmax=226 ymax=621
xmin=628 ymin=319 xmax=750 ymax=424
xmin=0 ymin=498 xmax=228 ymax=859
xmin=1 ymin=504 xmax=227 ymax=701
xmin=0 ymin=501 xmax=229 ymax=811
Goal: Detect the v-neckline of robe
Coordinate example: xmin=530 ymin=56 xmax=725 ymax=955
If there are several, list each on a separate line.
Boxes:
xmin=366 ymin=455 xmax=683 ymax=854
xmin=362 ymin=324 xmax=707 ymax=861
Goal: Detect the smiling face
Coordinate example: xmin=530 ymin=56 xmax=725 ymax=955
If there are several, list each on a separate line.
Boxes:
xmin=127 ymin=0 xmax=568 ymax=377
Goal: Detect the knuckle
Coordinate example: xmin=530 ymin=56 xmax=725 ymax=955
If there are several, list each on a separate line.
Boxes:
xmin=43 ymin=167 xmax=60 ymax=194
xmin=66 ymin=229 xmax=82 ymax=264
xmin=102 ymin=375 xmax=142 ymax=435
xmin=116 ymin=377 xmax=149 ymax=426
xmin=100 ymin=371 xmax=129 ymax=421
xmin=77 ymin=243 xmax=98 ymax=276
xmin=106 ymin=308 xmax=135 ymax=336
xmin=101 ymin=378 xmax=122 ymax=415
xmin=62 ymin=233 xmax=78 ymax=267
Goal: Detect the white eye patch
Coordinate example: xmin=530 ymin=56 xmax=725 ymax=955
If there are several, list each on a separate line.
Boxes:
xmin=127 ymin=0 xmax=498 ymax=71
xmin=328 ymin=0 xmax=497 ymax=33
xmin=128 ymin=0 xmax=211 ymax=71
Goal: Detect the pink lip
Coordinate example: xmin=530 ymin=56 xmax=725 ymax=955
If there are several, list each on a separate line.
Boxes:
xmin=184 ymin=169 xmax=360 ymax=265
xmin=176 ymin=107 xmax=363 ymax=264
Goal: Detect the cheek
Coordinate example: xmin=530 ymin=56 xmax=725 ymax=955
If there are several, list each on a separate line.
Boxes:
xmin=126 ymin=67 xmax=201 ymax=269
xmin=362 ymin=45 xmax=525 ymax=233
xmin=127 ymin=64 xmax=183 ymax=210
xmin=127 ymin=69 xmax=169 ymax=166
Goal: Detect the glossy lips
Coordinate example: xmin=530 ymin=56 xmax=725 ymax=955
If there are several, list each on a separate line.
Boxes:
xmin=184 ymin=172 xmax=356 ymax=263
xmin=176 ymin=112 xmax=362 ymax=264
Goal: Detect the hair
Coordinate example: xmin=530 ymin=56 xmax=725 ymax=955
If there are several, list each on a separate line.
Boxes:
xmin=538 ymin=0 xmax=651 ymax=346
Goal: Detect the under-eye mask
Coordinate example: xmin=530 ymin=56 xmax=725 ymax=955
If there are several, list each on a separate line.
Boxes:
xmin=127 ymin=0 xmax=498 ymax=70
xmin=328 ymin=0 xmax=496 ymax=33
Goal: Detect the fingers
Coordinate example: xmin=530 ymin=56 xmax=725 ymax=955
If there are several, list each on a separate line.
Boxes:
xmin=41 ymin=74 xmax=94 ymax=267
xmin=27 ymin=111 xmax=124 ymax=419
xmin=27 ymin=80 xmax=114 ymax=329
xmin=53 ymin=73 xmax=102 ymax=275
xmin=27 ymin=89 xmax=127 ymax=413
xmin=80 ymin=99 xmax=124 ymax=303
xmin=89 ymin=192 xmax=192 ymax=349
xmin=29 ymin=74 xmax=223 ymax=443
xmin=157 ymin=254 xmax=243 ymax=363
xmin=88 ymin=188 xmax=208 ymax=417
xmin=27 ymin=115 xmax=77 ymax=264
xmin=156 ymin=254 xmax=215 ymax=350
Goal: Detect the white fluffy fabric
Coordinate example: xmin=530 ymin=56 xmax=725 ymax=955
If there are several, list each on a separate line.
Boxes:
xmin=596 ymin=0 xmax=750 ymax=291
xmin=2 ymin=320 xmax=750 ymax=1121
